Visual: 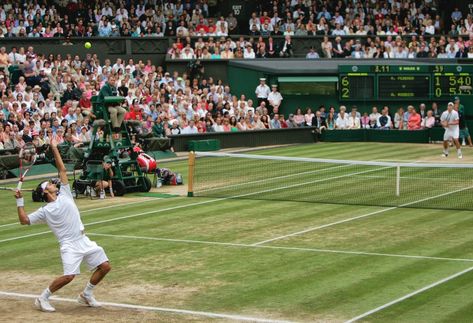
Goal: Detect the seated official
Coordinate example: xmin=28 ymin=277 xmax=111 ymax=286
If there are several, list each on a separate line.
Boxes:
xmin=97 ymin=76 xmax=126 ymax=134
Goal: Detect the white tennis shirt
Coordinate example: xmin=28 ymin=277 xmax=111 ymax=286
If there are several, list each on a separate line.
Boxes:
xmin=440 ymin=110 xmax=459 ymax=131
xmin=28 ymin=184 xmax=85 ymax=245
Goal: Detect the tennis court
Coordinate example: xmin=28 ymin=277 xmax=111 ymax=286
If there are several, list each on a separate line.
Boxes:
xmin=1 ymin=142 xmax=473 ymax=322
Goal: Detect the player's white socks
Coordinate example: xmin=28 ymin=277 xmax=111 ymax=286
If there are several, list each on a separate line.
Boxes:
xmin=83 ymin=282 xmax=96 ymax=296
xmin=443 ymin=149 xmax=449 ymax=155
xmin=40 ymin=287 xmax=52 ymax=300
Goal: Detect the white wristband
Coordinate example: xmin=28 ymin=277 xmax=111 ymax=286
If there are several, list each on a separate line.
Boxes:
xmin=16 ymin=197 xmax=24 ymax=207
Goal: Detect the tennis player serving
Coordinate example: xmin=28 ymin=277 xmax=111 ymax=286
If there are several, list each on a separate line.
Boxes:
xmin=14 ymin=138 xmax=111 ymax=312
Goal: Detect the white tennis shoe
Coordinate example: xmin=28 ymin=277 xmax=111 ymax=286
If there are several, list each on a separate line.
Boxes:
xmin=78 ymin=293 xmax=101 ymax=307
xmin=35 ymin=297 xmax=56 ymax=312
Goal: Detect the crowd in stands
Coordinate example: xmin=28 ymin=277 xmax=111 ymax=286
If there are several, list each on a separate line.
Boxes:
xmin=288 ymin=102 xmax=449 ymax=131
xmin=0 ymin=41 xmax=471 ymax=155
xmin=1 ymin=1 xmax=473 ymax=59
xmin=0 ymin=44 xmax=294 ymax=152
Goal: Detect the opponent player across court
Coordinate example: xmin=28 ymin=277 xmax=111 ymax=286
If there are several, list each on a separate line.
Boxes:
xmin=440 ymin=102 xmax=463 ymax=159
xmin=14 ymin=139 xmax=111 ymax=312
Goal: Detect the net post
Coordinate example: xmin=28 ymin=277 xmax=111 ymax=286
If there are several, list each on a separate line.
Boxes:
xmin=396 ymin=164 xmax=400 ymax=197
xmin=187 ymin=151 xmax=195 ymax=197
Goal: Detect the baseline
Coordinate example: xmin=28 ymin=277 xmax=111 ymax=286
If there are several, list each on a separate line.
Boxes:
xmin=0 ymin=291 xmax=292 ymax=323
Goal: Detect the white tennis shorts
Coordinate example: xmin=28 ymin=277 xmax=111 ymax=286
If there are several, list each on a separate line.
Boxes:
xmin=60 ymin=235 xmax=108 ymax=275
xmin=444 ymin=128 xmax=460 ymax=141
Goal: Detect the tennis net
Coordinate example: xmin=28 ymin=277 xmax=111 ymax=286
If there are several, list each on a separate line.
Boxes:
xmin=188 ymin=151 xmax=473 ymax=211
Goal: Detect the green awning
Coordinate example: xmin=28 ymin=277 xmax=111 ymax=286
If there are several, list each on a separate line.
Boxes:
xmin=277 ymin=76 xmax=338 ymax=83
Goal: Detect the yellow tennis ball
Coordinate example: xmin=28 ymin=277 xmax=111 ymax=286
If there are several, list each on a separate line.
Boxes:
xmin=84 ymin=42 xmax=92 ymax=49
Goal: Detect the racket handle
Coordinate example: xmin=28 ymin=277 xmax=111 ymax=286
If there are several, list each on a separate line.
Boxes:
xmin=16 ymin=180 xmax=23 ymax=191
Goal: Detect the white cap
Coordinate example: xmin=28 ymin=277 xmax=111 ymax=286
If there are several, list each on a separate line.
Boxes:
xmin=448 ymin=102 xmax=454 ymax=106
xmin=40 ymin=181 xmax=48 ymax=191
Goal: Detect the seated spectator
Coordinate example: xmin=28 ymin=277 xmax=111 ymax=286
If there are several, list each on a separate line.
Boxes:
xmin=377 ymin=108 xmax=392 ymax=130
xmin=407 ymin=106 xmax=422 ymax=130
xmin=422 ymin=110 xmax=436 ymax=129
xmin=279 ymin=115 xmax=288 ymax=128
xmin=304 ymin=108 xmax=314 ymax=127
xmin=326 ymin=112 xmax=336 ymax=130
xmin=243 ymin=44 xmax=255 ymax=59
xmin=312 ymin=111 xmax=326 ymax=131
xmin=394 ymin=107 xmax=405 ymax=129
xmin=294 ymin=108 xmax=305 ymax=127
xmin=361 ymin=112 xmax=370 ymax=129
xmin=286 ymin=114 xmax=298 ymax=128
xmin=348 ymin=109 xmax=361 ymax=129
xmin=182 ymin=119 xmax=199 ymax=135
xmin=279 ymin=35 xmax=293 ymax=57
xmin=260 ymin=115 xmax=271 ymax=129
xmin=306 ymin=47 xmax=320 ymax=59
xmin=270 ymin=114 xmax=281 ymax=129
xmin=335 ymin=106 xmax=350 ymax=129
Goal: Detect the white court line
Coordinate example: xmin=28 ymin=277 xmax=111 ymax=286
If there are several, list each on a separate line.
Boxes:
xmin=345 ymin=264 xmax=473 ymax=322
xmin=251 ymin=185 xmax=473 ymax=246
xmin=0 ymin=291 xmax=293 ymax=323
xmin=0 ymin=198 xmax=158 ymax=229
xmin=0 ymin=166 xmax=388 ymax=244
xmin=89 ymin=232 xmax=473 ymax=263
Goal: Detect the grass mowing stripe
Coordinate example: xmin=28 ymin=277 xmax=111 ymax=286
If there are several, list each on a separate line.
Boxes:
xmin=0 ymin=198 xmax=159 ymax=230
xmin=88 ymin=232 xmax=473 ymax=263
xmin=252 ymin=184 xmax=473 ymax=246
xmin=0 ymin=166 xmax=390 ymax=244
xmin=0 ymin=291 xmax=293 ymax=323
xmin=345 ymin=265 xmax=473 ymax=323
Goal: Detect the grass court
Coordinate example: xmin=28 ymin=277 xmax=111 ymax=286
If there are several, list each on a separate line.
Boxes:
xmin=1 ymin=142 xmax=473 ymax=322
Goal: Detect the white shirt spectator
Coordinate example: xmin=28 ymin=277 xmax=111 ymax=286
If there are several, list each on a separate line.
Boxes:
xmin=255 ymin=82 xmax=270 ymax=99
xmin=348 ymin=115 xmax=361 ymax=129
xmin=335 ymin=113 xmax=350 ymax=129
xmin=181 ymin=124 xmax=198 ymax=134
xmin=243 ymin=47 xmax=255 ymax=59
xmin=180 ymin=49 xmax=195 ymax=59
xmin=268 ymin=90 xmax=283 ymax=107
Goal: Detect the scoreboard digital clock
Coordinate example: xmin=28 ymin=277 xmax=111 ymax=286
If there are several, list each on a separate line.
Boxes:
xmin=339 ymin=65 xmax=473 ymax=101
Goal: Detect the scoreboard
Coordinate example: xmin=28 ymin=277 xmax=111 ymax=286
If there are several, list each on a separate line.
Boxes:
xmin=339 ymin=65 xmax=473 ymax=101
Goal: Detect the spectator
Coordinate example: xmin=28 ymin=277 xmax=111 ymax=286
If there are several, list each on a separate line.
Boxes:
xmin=267 ymin=85 xmax=283 ymax=115
xmin=348 ymin=109 xmax=361 ymax=129
xmin=407 ymin=106 xmax=422 ymax=130
xmin=312 ymin=111 xmax=326 ymax=131
xmin=293 ymin=108 xmax=305 ymax=127
xmin=361 ymin=112 xmax=370 ymax=129
xmin=335 ymin=106 xmax=350 ymax=129
xmin=377 ymin=108 xmax=392 ymax=130
xmin=306 ymin=47 xmax=320 ymax=59
xmin=255 ymin=78 xmax=270 ymax=107
xmin=286 ymin=114 xmax=298 ymax=128
xmin=422 ymin=110 xmax=436 ymax=129
xmin=270 ymin=114 xmax=281 ymax=129
xmin=394 ymin=107 xmax=405 ymax=129
xmin=279 ymin=35 xmax=294 ymax=57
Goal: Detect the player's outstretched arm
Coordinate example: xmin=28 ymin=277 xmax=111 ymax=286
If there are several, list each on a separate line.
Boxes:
xmin=14 ymin=190 xmax=30 ymax=225
xmin=50 ymin=139 xmax=68 ymax=185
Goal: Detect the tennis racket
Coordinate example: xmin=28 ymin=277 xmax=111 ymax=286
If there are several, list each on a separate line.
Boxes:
xmin=16 ymin=143 xmax=38 ymax=191
xmin=0 ymin=186 xmax=35 ymax=192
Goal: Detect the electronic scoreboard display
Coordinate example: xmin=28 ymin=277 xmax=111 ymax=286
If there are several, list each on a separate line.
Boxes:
xmin=339 ymin=65 xmax=473 ymax=101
